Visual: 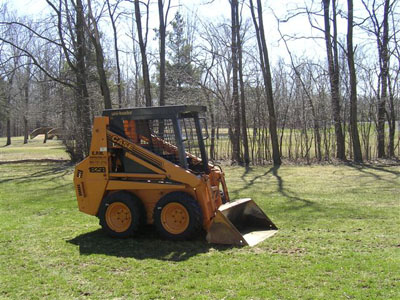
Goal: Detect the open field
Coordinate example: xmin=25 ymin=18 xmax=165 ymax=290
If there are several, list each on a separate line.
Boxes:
xmin=202 ymin=125 xmax=400 ymax=162
xmin=0 ymin=138 xmax=399 ymax=299
xmin=0 ymin=136 xmax=69 ymax=162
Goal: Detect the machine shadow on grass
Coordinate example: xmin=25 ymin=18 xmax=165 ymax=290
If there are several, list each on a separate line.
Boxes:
xmin=67 ymin=227 xmax=232 ymax=262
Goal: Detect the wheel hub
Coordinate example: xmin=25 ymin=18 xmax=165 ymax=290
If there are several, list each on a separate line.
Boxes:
xmin=161 ymin=202 xmax=190 ymax=234
xmin=105 ymin=202 xmax=132 ymax=232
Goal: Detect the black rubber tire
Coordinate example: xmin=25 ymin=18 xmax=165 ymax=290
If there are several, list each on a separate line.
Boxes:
xmin=153 ymin=192 xmax=202 ymax=241
xmin=98 ymin=191 xmax=145 ymax=238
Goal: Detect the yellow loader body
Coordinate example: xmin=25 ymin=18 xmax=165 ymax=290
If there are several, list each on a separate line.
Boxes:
xmin=74 ymin=106 xmax=277 ymax=246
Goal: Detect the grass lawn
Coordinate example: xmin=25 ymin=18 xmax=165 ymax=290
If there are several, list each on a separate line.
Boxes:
xmin=0 ymin=138 xmax=399 ymax=299
xmin=0 ymin=136 xmax=69 ymax=161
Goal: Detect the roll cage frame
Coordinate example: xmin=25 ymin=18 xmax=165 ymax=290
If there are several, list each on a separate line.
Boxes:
xmin=102 ymin=105 xmax=209 ymax=173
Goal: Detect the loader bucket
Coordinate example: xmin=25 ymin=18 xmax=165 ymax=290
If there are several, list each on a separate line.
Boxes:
xmin=206 ymin=198 xmax=277 ymax=246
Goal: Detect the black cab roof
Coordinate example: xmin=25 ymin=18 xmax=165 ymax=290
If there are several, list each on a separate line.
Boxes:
xmin=103 ymin=105 xmax=206 ymax=120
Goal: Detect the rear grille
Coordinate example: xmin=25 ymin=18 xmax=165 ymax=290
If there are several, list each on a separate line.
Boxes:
xmin=77 ymin=184 xmax=83 ymax=196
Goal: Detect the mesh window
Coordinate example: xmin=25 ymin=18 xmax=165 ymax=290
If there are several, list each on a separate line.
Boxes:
xmin=122 ymin=120 xmax=138 ymax=143
xmin=120 ymin=117 xmax=208 ymax=169
xmin=123 ymin=119 xmax=180 ymax=165
xmin=150 ymin=119 xmax=176 ymax=146
xmin=182 ymin=117 xmax=210 ymax=173
xmin=181 ymin=118 xmax=201 ymax=158
xmin=148 ymin=119 xmax=180 ymax=165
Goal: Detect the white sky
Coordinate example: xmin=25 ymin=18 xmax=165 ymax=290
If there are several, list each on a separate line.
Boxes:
xmin=4 ymin=0 xmax=378 ymax=66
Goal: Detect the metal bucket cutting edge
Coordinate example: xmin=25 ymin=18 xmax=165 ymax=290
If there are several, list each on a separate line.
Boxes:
xmin=206 ymin=198 xmax=278 ymax=246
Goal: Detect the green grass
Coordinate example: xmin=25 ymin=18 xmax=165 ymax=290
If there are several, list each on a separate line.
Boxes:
xmin=0 ymin=136 xmax=69 ymax=161
xmin=0 ymin=138 xmax=399 ymax=299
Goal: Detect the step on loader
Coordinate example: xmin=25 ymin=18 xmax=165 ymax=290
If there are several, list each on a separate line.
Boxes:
xmin=74 ymin=105 xmax=277 ymax=246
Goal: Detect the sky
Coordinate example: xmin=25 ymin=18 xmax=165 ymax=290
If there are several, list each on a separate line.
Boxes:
xmin=5 ymin=0 xmax=327 ymax=60
xmin=4 ymin=0 xmax=379 ymax=67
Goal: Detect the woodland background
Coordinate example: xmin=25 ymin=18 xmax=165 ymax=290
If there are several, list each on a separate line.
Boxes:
xmin=0 ymin=0 xmax=399 ymax=165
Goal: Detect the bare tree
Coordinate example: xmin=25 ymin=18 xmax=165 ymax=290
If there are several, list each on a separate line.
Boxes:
xmin=126 ymin=12 xmax=142 ymax=106
xmin=134 ymin=0 xmax=152 ymax=107
xmin=87 ymin=0 xmax=112 ymax=109
xmin=22 ymin=59 xmax=32 ymax=144
xmin=230 ymin=0 xmax=241 ymax=163
xmin=157 ymin=0 xmax=171 ymax=137
xmin=1 ymin=0 xmax=398 ymax=164
xmin=323 ymin=0 xmax=345 ymax=160
xmin=4 ymin=71 xmax=15 ymax=146
xmin=249 ymin=0 xmax=281 ymax=166
xmin=361 ymin=0 xmax=393 ymax=158
xmin=158 ymin=0 xmax=171 ymax=108
xmin=44 ymin=0 xmax=92 ymax=159
xmin=389 ymin=4 xmax=399 ymax=157
xmin=347 ymin=0 xmax=363 ymax=162
xmin=106 ymin=0 xmax=123 ymax=107
xmin=236 ymin=2 xmax=250 ymax=166
xmin=378 ymin=0 xmax=391 ymax=158
xmin=276 ymin=31 xmax=323 ymax=161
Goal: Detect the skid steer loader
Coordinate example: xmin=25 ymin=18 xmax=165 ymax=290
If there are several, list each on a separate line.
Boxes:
xmin=74 ymin=105 xmax=277 ymax=246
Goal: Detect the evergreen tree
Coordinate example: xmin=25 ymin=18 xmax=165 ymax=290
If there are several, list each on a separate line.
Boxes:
xmin=165 ymin=12 xmax=200 ymax=103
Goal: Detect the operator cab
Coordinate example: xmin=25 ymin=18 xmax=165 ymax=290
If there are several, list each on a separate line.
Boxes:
xmin=102 ymin=105 xmax=210 ymax=174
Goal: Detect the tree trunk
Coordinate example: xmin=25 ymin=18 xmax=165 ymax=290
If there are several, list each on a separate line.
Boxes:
xmin=134 ymin=0 xmax=152 ymax=107
xmin=60 ymin=85 xmax=66 ymax=128
xmin=88 ymin=0 xmax=112 ymax=110
xmin=206 ymin=94 xmax=216 ymax=161
xmin=231 ymin=0 xmax=241 ymax=164
xmin=236 ymin=2 xmax=250 ymax=166
xmin=6 ymin=118 xmax=11 ymax=146
xmin=377 ymin=0 xmax=390 ymax=158
xmin=210 ymin=111 xmax=216 ymax=161
xmin=387 ymin=75 xmax=396 ymax=157
xmin=76 ymin=0 xmax=91 ymax=157
xmin=158 ymin=0 xmax=170 ymax=137
xmin=347 ymin=0 xmax=363 ymax=162
xmin=323 ymin=0 xmax=346 ymax=160
xmin=107 ymin=0 xmax=123 ymax=108
xmin=23 ymin=65 xmax=30 ymax=144
xmin=158 ymin=0 xmax=167 ymax=107
xmin=249 ymin=0 xmax=281 ymax=166
xmin=130 ymin=14 xmax=141 ymax=107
